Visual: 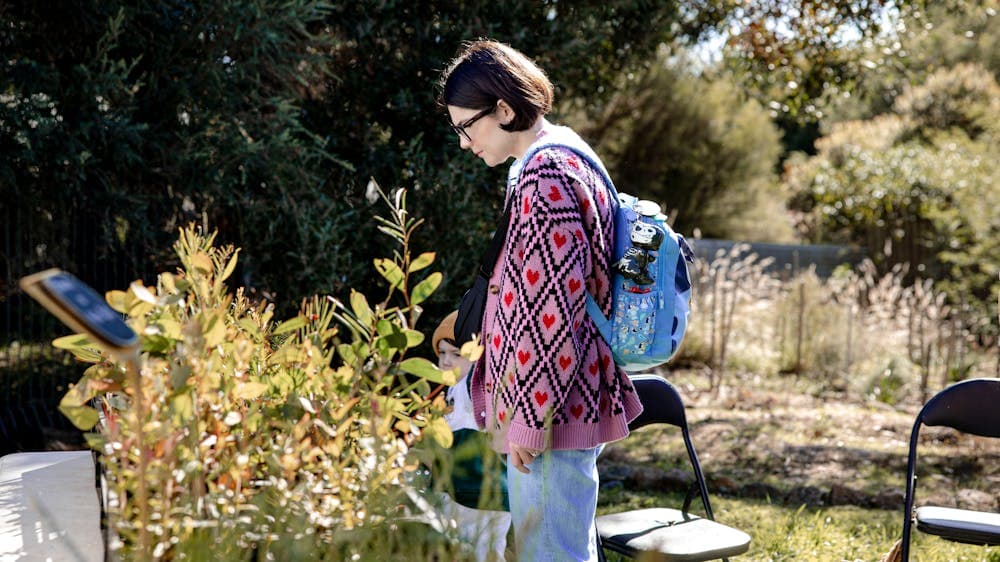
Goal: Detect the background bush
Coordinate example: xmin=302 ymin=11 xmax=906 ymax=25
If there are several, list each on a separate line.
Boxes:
xmin=786 ymin=62 xmax=1000 ymax=334
xmin=579 ymin=48 xmax=794 ymax=242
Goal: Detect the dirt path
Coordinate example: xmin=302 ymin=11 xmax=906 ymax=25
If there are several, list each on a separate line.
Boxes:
xmin=600 ymin=370 xmax=1000 ymax=512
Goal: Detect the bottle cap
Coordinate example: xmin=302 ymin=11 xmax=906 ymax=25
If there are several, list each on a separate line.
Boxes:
xmin=635 ymin=200 xmax=661 ymax=217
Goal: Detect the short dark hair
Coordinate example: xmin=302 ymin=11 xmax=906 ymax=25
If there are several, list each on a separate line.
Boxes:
xmin=439 ymin=40 xmax=554 ymax=132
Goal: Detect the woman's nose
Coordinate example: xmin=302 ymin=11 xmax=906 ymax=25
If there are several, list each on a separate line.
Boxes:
xmin=459 ymin=136 xmax=471 ymax=151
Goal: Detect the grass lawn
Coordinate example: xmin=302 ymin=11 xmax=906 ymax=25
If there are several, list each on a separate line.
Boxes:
xmin=598 ymin=487 xmax=998 ymax=561
xmin=596 ymin=368 xmax=1000 ymax=562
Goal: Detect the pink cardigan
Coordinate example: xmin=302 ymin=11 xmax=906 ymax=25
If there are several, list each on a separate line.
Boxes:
xmin=469 ymin=126 xmax=643 ymax=453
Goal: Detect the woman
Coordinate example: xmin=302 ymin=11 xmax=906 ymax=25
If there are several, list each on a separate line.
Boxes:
xmin=438 ymin=40 xmax=643 ymax=561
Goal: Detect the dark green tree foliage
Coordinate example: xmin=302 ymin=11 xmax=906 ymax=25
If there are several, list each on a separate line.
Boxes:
xmin=898 ymin=0 xmax=1000 ymax=78
xmin=1 ymin=0 xmax=688 ymax=317
xmin=707 ymin=0 xmax=896 ymax=155
xmin=1 ymin=1 xmax=341 ymax=307
xmin=721 ymin=0 xmax=892 ymax=114
xmin=582 ymin=51 xmax=791 ymax=241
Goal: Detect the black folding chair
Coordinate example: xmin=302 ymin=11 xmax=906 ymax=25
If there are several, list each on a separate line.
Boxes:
xmin=900 ymin=377 xmax=1000 ymax=561
xmin=597 ymin=374 xmax=750 ymax=561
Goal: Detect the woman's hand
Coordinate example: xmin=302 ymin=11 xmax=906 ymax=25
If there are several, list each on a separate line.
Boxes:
xmin=509 ymin=443 xmax=543 ymax=474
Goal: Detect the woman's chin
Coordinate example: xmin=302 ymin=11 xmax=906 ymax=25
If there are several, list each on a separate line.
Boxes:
xmin=482 ymin=154 xmax=510 ymax=168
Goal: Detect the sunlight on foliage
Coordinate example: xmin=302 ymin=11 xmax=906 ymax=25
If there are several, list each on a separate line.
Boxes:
xmin=52 ymin=185 xmax=478 ymax=560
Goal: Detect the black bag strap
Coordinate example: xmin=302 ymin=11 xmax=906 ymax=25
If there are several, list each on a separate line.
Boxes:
xmin=477 ymin=200 xmax=512 ymax=278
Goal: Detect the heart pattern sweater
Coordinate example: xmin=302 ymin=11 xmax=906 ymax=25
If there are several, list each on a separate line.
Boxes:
xmin=469 ymin=124 xmax=643 ymax=453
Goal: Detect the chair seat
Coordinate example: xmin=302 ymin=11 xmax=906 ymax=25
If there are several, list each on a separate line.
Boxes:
xmin=597 ymin=508 xmax=751 ymax=561
xmin=915 ymin=506 xmax=1000 ymax=546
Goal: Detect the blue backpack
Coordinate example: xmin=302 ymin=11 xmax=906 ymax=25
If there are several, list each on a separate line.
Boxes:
xmin=524 ymin=140 xmax=695 ymax=372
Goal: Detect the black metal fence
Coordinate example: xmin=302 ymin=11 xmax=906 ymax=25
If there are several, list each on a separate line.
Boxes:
xmin=1 ymin=199 xmax=154 ymax=455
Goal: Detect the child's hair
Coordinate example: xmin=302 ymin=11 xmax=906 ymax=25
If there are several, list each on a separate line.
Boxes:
xmin=432 ymin=310 xmax=459 ymax=357
xmin=438 ymin=40 xmax=553 ymax=132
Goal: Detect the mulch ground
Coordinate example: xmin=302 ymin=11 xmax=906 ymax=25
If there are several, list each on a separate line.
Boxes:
xmin=599 ymin=370 xmax=1000 ymax=513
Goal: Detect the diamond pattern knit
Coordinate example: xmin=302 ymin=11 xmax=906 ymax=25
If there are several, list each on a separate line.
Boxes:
xmin=469 ymin=126 xmax=643 ymax=453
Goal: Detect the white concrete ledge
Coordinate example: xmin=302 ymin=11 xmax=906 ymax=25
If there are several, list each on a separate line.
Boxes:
xmin=0 ymin=451 xmax=103 ymax=562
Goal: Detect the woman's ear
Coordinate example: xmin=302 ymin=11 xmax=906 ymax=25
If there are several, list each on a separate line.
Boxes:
xmin=496 ymin=99 xmax=515 ymax=126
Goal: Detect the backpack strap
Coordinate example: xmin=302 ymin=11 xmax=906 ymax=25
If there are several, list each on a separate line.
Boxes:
xmin=585 ymin=293 xmax=613 ymax=344
xmin=520 ymin=142 xmax=617 ymax=344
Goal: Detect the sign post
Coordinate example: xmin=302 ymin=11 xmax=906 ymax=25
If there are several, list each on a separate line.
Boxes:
xmin=20 ymin=269 xmax=151 ymax=560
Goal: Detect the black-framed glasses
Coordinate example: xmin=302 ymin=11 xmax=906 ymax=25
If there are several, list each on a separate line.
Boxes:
xmin=450 ymin=106 xmax=494 ymax=142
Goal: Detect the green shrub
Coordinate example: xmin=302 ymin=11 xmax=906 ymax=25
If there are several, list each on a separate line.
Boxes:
xmin=53 ymin=188 xmax=477 ymax=560
xmin=787 ymin=63 xmax=1000 ymax=342
xmin=773 ymin=271 xmax=851 ymax=383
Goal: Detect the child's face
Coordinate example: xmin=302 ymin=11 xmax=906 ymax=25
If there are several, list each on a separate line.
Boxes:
xmin=437 ymin=339 xmax=473 ymax=375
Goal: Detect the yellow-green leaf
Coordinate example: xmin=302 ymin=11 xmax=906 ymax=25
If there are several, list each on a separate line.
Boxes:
xmin=169 ymin=392 xmax=194 ymax=424
xmin=146 ymin=317 xmax=182 ymax=339
xmin=220 ymin=250 xmax=240 ymax=283
xmin=337 ymin=343 xmax=357 ymax=365
xmin=424 ymin=417 xmax=454 ymax=448
xmin=60 ymin=379 xmax=92 ymax=409
xmin=374 ymin=259 xmax=404 ymax=289
xmin=410 ymin=272 xmax=442 ymax=306
xmin=191 ymin=251 xmax=213 ymax=273
xmin=350 ymin=290 xmax=373 ymax=326
xmin=160 ymin=272 xmax=177 ymax=293
xmin=52 ymin=334 xmax=103 ymax=363
xmin=232 ymin=381 xmax=269 ymax=400
xmin=203 ymin=313 xmax=226 ymax=347
xmin=83 ymin=432 xmax=106 ymax=451
xmin=272 ymin=345 xmax=306 ymax=364
xmin=394 ymin=417 xmax=412 ymax=434
xmin=375 ymin=319 xmax=394 ymax=337
xmin=377 ymin=225 xmax=404 ymax=239
xmin=403 ymin=329 xmax=424 ymax=349
xmin=408 ymin=252 xmax=435 ymax=273
xmin=52 ymin=333 xmax=95 ymax=351
xmin=273 ymin=315 xmax=307 ymax=335
xmin=58 ymin=404 xmax=100 ymax=431
xmin=460 ymin=339 xmax=484 ymax=362
xmin=399 ymin=357 xmax=454 ymax=385
xmin=238 ymin=318 xmax=262 ymax=340
xmin=375 ymin=320 xmax=408 ymax=351
xmin=106 ymin=290 xmax=128 ymax=313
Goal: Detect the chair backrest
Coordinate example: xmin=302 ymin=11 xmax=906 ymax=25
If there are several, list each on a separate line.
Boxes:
xmin=627 ymin=374 xmax=688 ymax=431
xmin=918 ymin=378 xmax=1000 ymax=438
xmin=625 ymin=374 xmax=715 ymax=521
xmin=901 ymin=378 xmax=1000 ymax=561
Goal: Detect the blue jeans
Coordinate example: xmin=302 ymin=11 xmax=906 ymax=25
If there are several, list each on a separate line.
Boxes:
xmin=507 ymin=447 xmax=601 ymax=561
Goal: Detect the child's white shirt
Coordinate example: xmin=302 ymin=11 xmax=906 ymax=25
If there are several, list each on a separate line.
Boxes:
xmin=444 ymin=374 xmax=479 ymax=432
